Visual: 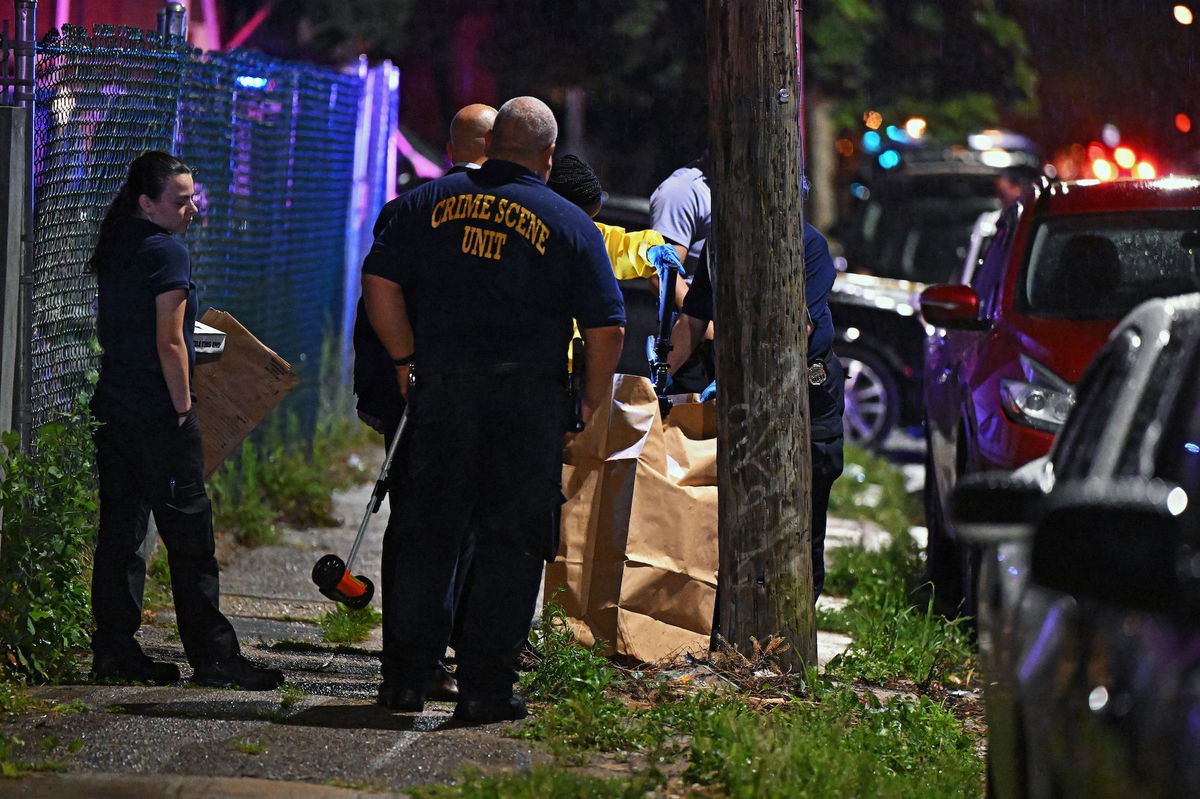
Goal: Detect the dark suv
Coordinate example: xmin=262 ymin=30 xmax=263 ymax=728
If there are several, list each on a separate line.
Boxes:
xmin=834 ymin=162 xmax=1002 ymax=447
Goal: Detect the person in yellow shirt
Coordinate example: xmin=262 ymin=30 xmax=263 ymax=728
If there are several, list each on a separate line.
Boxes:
xmin=548 ymin=154 xmax=665 ymax=282
xmin=549 ymin=155 xmax=692 ymax=385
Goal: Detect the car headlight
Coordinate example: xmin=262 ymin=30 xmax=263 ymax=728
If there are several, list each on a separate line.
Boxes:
xmin=1000 ymin=355 xmax=1075 ymax=433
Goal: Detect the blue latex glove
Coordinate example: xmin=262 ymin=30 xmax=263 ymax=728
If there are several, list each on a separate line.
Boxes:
xmin=647 ymin=243 xmax=682 ymax=280
xmin=700 ymin=380 xmax=717 ymax=402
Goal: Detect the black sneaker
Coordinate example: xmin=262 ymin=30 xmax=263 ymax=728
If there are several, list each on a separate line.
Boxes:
xmin=452 ymin=693 xmax=528 ymax=724
xmin=376 ymin=685 xmax=424 ymax=712
xmin=91 ymin=653 xmax=181 ymax=686
xmin=426 ymin=665 xmax=460 ymax=702
xmin=192 ymin=655 xmax=284 ymax=691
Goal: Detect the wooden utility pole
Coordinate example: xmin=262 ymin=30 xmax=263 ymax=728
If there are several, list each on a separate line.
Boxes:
xmin=708 ymin=0 xmax=814 ymax=669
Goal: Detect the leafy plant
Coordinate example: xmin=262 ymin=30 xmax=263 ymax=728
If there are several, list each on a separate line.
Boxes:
xmin=519 ymin=599 xmax=621 ymax=704
xmin=0 ymin=401 xmax=98 ymax=682
xmin=317 ymin=605 xmax=382 ymax=644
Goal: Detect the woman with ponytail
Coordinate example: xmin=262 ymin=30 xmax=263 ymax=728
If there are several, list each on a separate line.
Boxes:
xmin=88 ymin=151 xmax=284 ymax=690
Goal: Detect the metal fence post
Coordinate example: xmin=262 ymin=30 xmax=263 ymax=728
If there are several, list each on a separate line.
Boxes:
xmin=156 ymin=1 xmax=186 ymax=40
xmin=0 ymin=106 xmax=25 ymax=439
xmin=13 ymin=0 xmax=35 ymax=452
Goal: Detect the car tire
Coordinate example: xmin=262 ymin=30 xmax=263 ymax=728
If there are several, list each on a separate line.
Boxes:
xmin=839 ymin=343 xmax=900 ymax=450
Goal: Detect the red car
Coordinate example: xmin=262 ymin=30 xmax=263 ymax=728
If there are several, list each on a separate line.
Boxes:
xmin=920 ymin=176 xmax=1200 ymax=615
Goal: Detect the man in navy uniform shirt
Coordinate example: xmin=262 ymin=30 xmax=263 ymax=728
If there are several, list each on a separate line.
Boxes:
xmin=361 ymin=96 xmax=625 ymax=723
xmin=668 ymin=224 xmax=845 ymax=602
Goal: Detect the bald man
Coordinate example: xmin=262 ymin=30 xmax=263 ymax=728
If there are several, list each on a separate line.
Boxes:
xmin=352 ymin=103 xmax=499 ymax=708
xmin=362 ymin=97 xmax=624 ymax=723
xmin=446 ymin=103 xmax=497 ymax=170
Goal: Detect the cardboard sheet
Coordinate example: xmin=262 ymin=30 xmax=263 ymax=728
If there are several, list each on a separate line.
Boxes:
xmin=194 ymin=309 xmax=299 ymax=477
xmin=547 ymin=375 xmax=718 ymax=664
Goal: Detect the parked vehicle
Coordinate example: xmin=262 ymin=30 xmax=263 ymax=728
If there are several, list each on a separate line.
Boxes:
xmin=921 ymin=176 xmax=1200 ymax=615
xmin=835 ymin=162 xmax=1002 ymax=447
xmin=950 ymin=292 xmax=1200 ymax=799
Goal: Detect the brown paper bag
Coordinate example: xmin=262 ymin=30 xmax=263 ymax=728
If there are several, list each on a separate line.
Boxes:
xmin=547 ymin=375 xmax=718 ymax=664
xmin=194 ymin=309 xmax=300 ymax=477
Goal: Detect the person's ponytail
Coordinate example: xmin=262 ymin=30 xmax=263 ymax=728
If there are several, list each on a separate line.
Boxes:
xmin=86 ymin=151 xmax=192 ymax=274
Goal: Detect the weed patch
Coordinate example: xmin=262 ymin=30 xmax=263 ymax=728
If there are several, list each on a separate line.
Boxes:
xmin=823 ymin=535 xmax=973 ymax=687
xmin=829 ymin=445 xmax=920 ymax=534
xmin=409 ymin=766 xmax=662 ymax=798
xmin=278 ymin=684 xmax=305 ymax=707
xmin=318 ymin=605 xmax=382 ymax=644
xmin=144 ymin=542 xmax=173 ymax=609
xmin=684 ymin=689 xmax=981 ymax=798
xmin=230 ymin=737 xmax=268 ymax=755
xmin=0 ymin=400 xmax=98 ymax=682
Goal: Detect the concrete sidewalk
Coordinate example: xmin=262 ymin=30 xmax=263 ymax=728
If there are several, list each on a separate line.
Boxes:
xmin=2 ymin=477 xmax=856 ymax=797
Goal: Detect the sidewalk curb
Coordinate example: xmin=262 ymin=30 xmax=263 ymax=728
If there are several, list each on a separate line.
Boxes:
xmin=6 ymin=772 xmax=409 ymax=799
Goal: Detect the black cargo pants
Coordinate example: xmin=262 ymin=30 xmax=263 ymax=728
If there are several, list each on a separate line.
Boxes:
xmin=381 ymin=369 xmax=565 ymax=701
xmin=89 ymin=390 xmax=239 ymax=667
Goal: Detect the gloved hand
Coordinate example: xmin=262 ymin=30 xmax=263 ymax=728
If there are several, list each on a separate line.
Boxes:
xmin=700 ymin=380 xmax=717 ymax=402
xmin=647 ymin=243 xmax=683 ymax=280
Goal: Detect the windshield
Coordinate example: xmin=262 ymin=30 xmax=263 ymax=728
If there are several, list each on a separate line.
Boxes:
xmin=869 ymin=200 xmax=998 ymax=283
xmin=1022 ymin=211 xmax=1200 ymax=318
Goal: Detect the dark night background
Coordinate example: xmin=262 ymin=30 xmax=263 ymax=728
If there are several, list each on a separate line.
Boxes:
xmin=209 ymin=0 xmax=1200 ymax=195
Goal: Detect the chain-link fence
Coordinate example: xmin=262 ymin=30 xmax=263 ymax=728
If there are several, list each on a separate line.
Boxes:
xmin=3 ymin=8 xmax=397 ymax=436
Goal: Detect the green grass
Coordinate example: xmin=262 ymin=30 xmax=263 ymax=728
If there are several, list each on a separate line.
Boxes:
xmin=317 ymin=605 xmax=382 ymax=644
xmin=822 ymin=533 xmax=973 ymax=688
xmin=682 ymin=690 xmax=981 ymax=798
xmin=230 ymin=737 xmax=268 ymax=755
xmin=829 ymin=444 xmax=921 ymax=534
xmin=0 ymin=732 xmax=77 ymax=779
xmin=409 ymin=767 xmax=661 ymax=798
xmin=144 ymin=542 xmax=173 ymax=609
xmin=278 ymin=684 xmax=306 ymax=710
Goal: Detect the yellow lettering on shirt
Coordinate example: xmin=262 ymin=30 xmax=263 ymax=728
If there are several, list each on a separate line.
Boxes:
xmin=461 ymin=225 xmax=508 ymax=261
xmin=433 ymin=193 xmax=549 ymax=255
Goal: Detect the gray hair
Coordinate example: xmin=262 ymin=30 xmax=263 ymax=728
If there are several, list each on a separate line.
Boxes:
xmin=490 ymin=96 xmax=557 ymax=159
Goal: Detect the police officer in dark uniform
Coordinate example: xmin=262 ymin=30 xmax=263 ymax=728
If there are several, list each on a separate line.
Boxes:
xmin=668 ymin=223 xmax=845 ymax=601
xmin=353 ymin=104 xmax=498 ymax=704
xmin=361 ymin=96 xmax=625 ymax=723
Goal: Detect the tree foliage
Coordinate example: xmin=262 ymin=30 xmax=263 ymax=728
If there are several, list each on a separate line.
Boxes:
xmin=290 ymin=0 xmax=1036 ymax=187
xmin=806 ymin=0 xmax=1038 ymax=139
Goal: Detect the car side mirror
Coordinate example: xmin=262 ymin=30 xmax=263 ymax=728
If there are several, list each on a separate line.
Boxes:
xmin=950 ymin=471 xmax=1046 ymax=544
xmin=920 ymin=284 xmax=988 ymax=329
xmin=1031 ymin=479 xmax=1196 ymax=617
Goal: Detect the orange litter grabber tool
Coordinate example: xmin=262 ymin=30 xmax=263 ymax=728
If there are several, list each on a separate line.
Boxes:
xmin=311 ymin=404 xmax=410 ymax=609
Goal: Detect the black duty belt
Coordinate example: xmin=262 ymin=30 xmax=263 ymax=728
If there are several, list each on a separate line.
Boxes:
xmin=417 ymin=362 xmax=567 ymax=389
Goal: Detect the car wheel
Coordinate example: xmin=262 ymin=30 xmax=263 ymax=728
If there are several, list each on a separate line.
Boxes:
xmin=838 ymin=344 xmax=900 ymax=450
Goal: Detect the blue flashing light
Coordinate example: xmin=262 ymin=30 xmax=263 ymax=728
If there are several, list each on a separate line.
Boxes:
xmin=862 ymin=130 xmax=882 ymax=153
xmin=235 ymin=75 xmax=269 ymax=89
xmin=850 ymin=182 xmax=870 ymax=200
xmin=1186 ymin=442 xmax=1200 ymax=454
xmin=885 ymin=125 xmax=909 ymax=143
xmin=878 ymin=150 xmax=901 ymax=169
